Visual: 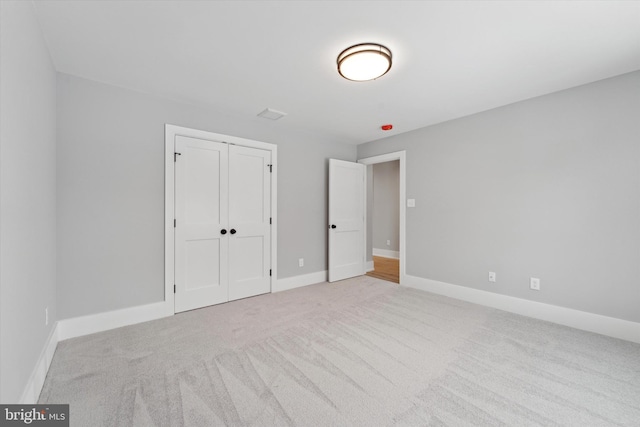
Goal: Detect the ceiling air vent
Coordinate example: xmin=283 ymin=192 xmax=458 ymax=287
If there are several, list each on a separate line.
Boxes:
xmin=257 ymin=108 xmax=287 ymax=120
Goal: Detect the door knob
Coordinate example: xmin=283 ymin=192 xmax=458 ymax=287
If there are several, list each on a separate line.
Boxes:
xmin=230 ymin=229 xmax=237 ymax=235
xmin=220 ymin=229 xmax=227 ymax=235
xmin=330 ymin=224 xmax=337 ymax=229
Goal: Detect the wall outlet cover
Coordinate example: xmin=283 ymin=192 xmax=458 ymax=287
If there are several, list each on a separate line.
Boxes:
xmin=530 ymin=277 xmax=540 ymax=291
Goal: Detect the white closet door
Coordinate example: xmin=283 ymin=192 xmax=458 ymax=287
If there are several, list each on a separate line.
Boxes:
xmin=228 ymin=145 xmax=271 ymax=301
xmin=175 ymin=136 xmax=229 ymax=312
xmin=328 ymin=159 xmax=365 ymax=282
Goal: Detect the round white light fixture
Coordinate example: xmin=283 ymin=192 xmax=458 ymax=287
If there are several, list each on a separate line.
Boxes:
xmin=337 ymin=43 xmax=392 ymax=82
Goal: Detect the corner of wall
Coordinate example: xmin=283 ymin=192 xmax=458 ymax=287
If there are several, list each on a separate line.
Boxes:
xmin=19 ymin=324 xmax=59 ymax=404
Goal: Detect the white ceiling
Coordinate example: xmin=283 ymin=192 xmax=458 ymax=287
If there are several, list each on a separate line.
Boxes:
xmin=33 ymin=1 xmax=640 ymax=145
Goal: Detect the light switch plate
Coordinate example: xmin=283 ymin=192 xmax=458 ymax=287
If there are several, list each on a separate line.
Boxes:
xmin=407 ymin=199 xmax=416 ymax=207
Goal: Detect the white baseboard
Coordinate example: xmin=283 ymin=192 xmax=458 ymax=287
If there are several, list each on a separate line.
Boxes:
xmin=273 ymin=270 xmax=327 ymax=293
xmin=57 ymin=301 xmax=170 ymax=341
xmin=24 ymin=274 xmax=638 ymax=404
xmin=404 ymin=275 xmax=640 ymax=344
xmin=372 ymin=248 xmax=400 ymax=259
xmin=20 ymin=323 xmax=59 ymax=404
xmin=366 ymin=261 xmax=374 ymax=272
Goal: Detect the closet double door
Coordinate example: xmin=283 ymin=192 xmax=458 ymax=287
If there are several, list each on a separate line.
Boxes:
xmin=174 ymin=136 xmax=271 ymax=313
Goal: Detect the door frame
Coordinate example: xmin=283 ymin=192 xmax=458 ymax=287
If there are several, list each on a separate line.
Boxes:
xmin=164 ymin=124 xmax=278 ymax=314
xmin=358 ymin=151 xmax=406 ymax=285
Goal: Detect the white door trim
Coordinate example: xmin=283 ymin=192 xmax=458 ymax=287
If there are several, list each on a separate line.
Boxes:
xmin=358 ymin=151 xmax=406 ymax=285
xmin=165 ymin=124 xmax=278 ymax=314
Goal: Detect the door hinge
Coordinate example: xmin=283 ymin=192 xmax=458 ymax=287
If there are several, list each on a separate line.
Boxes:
xmin=174 ymin=152 xmax=181 ymax=162
xmin=174 ymin=284 xmax=176 ymax=293
xmin=269 ymin=217 xmax=272 ymax=225
xmin=174 ymin=219 xmax=176 ymax=228
xmin=267 ymin=164 xmax=272 ymax=173
xmin=269 ymin=269 xmax=272 ymax=276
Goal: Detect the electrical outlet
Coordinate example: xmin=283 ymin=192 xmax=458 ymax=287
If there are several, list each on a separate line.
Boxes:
xmin=386 ymin=240 xmax=391 ymax=246
xmin=298 ymin=258 xmax=304 ymax=267
xmin=488 ymin=272 xmax=496 ymax=283
xmin=530 ymin=277 xmax=540 ymax=291
xmin=45 ymin=307 xmax=49 ymax=326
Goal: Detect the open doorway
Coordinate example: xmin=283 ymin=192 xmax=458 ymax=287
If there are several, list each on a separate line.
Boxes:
xmin=358 ymin=151 xmax=406 ymax=285
xmin=367 ymin=161 xmax=400 ymax=283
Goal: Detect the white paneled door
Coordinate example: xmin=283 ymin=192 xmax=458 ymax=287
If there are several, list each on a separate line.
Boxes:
xmin=228 ymin=145 xmax=271 ymax=301
xmin=174 ymin=136 xmax=271 ymax=313
xmin=175 ymin=136 xmax=229 ymax=312
xmin=328 ymin=159 xmax=366 ymax=282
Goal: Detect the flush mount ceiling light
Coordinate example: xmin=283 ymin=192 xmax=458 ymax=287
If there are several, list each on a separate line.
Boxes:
xmin=337 ymin=43 xmax=392 ymax=82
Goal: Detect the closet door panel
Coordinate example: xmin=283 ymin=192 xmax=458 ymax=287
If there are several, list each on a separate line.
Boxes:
xmin=228 ymin=145 xmax=271 ymax=301
xmin=175 ymin=136 xmax=229 ymax=312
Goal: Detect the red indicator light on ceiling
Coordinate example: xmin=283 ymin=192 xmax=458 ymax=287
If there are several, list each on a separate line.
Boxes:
xmin=381 ymin=124 xmax=393 ymax=131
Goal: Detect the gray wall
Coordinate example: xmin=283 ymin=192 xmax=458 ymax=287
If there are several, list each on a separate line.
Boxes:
xmin=372 ymin=161 xmax=400 ymax=252
xmin=57 ymin=73 xmax=356 ymax=320
xmin=0 ymin=2 xmax=58 ymax=402
xmin=358 ymin=71 xmax=640 ymax=323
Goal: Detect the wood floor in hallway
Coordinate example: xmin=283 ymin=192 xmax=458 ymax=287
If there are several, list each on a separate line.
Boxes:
xmin=366 ymin=255 xmax=399 ymax=283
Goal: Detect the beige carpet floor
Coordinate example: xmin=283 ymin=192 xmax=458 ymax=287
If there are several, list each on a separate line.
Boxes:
xmin=39 ymin=276 xmax=640 ymax=426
